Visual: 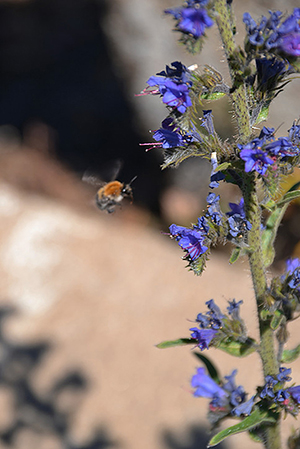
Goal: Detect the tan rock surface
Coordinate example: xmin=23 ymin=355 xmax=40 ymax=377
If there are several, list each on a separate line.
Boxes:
xmin=0 ymin=181 xmax=298 ymax=449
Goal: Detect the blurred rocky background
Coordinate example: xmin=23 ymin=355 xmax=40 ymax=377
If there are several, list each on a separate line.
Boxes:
xmin=0 ymin=0 xmax=299 ymax=448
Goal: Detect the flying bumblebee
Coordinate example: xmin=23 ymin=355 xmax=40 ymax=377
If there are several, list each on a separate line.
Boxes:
xmin=83 ymin=163 xmax=136 ymax=213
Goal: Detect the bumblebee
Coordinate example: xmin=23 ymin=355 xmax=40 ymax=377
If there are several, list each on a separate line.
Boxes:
xmin=83 ymin=167 xmax=136 ymax=213
xmin=95 ymin=179 xmax=135 ymax=213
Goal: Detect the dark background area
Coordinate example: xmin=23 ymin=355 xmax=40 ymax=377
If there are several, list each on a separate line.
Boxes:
xmin=0 ymin=0 xmax=163 ymax=214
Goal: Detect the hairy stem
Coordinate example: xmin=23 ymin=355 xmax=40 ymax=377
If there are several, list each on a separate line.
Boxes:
xmin=214 ymin=2 xmax=281 ymax=447
xmin=214 ymin=0 xmax=250 ymax=143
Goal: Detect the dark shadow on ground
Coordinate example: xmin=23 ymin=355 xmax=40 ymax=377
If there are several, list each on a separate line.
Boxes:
xmin=0 ymin=305 xmax=117 ymax=449
xmin=161 ymin=424 xmax=228 ymax=449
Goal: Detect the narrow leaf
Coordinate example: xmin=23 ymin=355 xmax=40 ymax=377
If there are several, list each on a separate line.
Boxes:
xmin=261 ymin=204 xmax=288 ymax=268
xmin=281 ymin=344 xmax=300 ymax=363
xmin=229 ymin=247 xmax=241 ymax=264
xmin=207 ymin=409 xmax=276 ymax=447
xmin=270 ymin=310 xmax=284 ymax=330
xmin=215 ymin=162 xmax=232 ymax=172
xmin=261 ymin=183 xmax=300 ymax=268
xmin=193 ymin=352 xmax=221 ymax=383
xmin=276 ymin=190 xmax=300 ymax=208
xmin=156 ymin=338 xmax=196 ymax=349
xmin=217 ymin=338 xmax=257 ymax=357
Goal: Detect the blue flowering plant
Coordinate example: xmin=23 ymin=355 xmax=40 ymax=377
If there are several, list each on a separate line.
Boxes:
xmin=139 ymin=1 xmax=300 ymax=448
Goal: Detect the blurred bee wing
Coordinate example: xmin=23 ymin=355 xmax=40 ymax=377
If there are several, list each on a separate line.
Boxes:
xmin=82 ymin=171 xmax=104 ymax=187
xmin=83 ymin=159 xmax=124 ymax=186
xmin=105 ymin=158 xmax=123 ymax=181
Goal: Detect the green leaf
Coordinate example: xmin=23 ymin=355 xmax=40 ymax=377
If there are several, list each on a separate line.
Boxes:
xmin=276 ymin=189 xmax=300 ymax=208
xmin=201 ymin=92 xmax=226 ymax=101
xmin=255 ymin=105 xmax=269 ymax=124
xmin=215 ymin=162 xmax=232 ymax=172
xmin=207 ymin=409 xmax=277 ymax=447
xmin=261 ymin=183 xmax=300 ymax=268
xmin=281 ymin=344 xmax=300 ymax=363
xmin=217 ymin=338 xmax=257 ymax=357
xmin=270 ymin=310 xmax=284 ymax=330
xmin=156 ymin=338 xmax=196 ymax=349
xmin=261 ymin=204 xmax=288 ymax=268
xmin=193 ymin=352 xmax=221 ymax=383
xmin=229 ymin=247 xmax=241 ymax=264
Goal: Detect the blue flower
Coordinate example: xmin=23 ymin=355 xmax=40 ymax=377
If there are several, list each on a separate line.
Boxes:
xmin=244 ymin=8 xmax=300 ymax=58
xmin=206 ymin=193 xmax=223 ymax=225
xmin=190 ymin=327 xmax=217 ymax=350
xmin=201 ymin=110 xmax=215 ymax=135
xmin=165 ymin=5 xmax=214 ymax=40
xmin=259 ymin=126 xmax=275 ymax=140
xmin=279 ymin=32 xmax=300 ymax=57
xmin=239 ymin=143 xmax=274 ymax=175
xmin=285 ymin=258 xmax=300 ymax=289
xmin=288 ymin=385 xmax=300 ymax=404
xmin=145 ymin=62 xmax=193 ymax=113
xmin=209 ymin=152 xmax=225 ymax=189
xmin=227 ymin=299 xmax=243 ymax=320
xmin=288 ymin=121 xmax=300 ymax=146
xmin=277 ymin=367 xmax=292 ymax=382
xmin=206 ymin=299 xmax=225 ymax=329
xmin=169 ymin=224 xmax=208 ymax=261
xmin=226 ymin=199 xmax=252 ymax=238
xmin=265 ymin=137 xmax=296 ymax=157
xmin=195 ymin=299 xmax=224 ymax=331
xmin=232 ymin=396 xmax=255 ymax=417
xmin=152 ymin=118 xmax=201 ymax=150
xmin=191 ymin=367 xmax=227 ymax=400
xmin=275 ymin=389 xmax=290 ymax=403
xmin=260 ymin=375 xmax=278 ymax=399
xmin=194 ymin=216 xmax=209 ymax=234
xmin=256 ymin=58 xmax=288 ymax=88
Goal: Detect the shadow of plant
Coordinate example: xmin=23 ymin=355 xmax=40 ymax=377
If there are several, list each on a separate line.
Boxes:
xmin=0 ymin=305 xmax=116 ymax=449
xmin=161 ymin=424 xmax=228 ymax=449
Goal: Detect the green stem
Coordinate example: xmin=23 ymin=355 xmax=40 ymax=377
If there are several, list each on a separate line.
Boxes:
xmin=214 ymin=0 xmax=250 ymax=143
xmin=214 ymin=2 xmax=281 ymax=447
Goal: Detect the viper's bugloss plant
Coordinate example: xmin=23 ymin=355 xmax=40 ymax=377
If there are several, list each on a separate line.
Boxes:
xmin=139 ymin=1 xmax=300 ymax=448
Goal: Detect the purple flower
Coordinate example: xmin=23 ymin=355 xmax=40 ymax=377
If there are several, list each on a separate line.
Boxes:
xmin=288 ymin=122 xmax=300 ymax=145
xmin=232 ymin=396 xmax=255 ymax=417
xmin=227 ymin=198 xmax=246 ymax=218
xmin=144 ymin=62 xmax=193 ymax=113
xmin=256 ymin=58 xmax=288 ymax=88
xmin=209 ymin=152 xmax=225 ymax=189
xmin=156 ymin=61 xmax=191 ymax=84
xmin=279 ymin=32 xmax=300 ymax=57
xmin=277 ymin=367 xmax=292 ymax=382
xmin=275 ymin=389 xmax=290 ymax=403
xmin=259 ymin=126 xmax=275 ymax=140
xmin=194 ymin=216 xmax=209 ymax=234
xmin=239 ymin=144 xmax=274 ymax=175
xmin=152 ymin=118 xmax=201 ymax=150
xmin=169 ymin=224 xmax=208 ymax=261
xmin=227 ymin=299 xmax=243 ymax=320
xmin=201 ymin=110 xmax=215 ymax=135
xmin=159 ymin=79 xmax=192 ymax=113
xmin=285 ymin=258 xmax=300 ymax=289
xmin=260 ymin=375 xmax=278 ymax=399
xmin=191 ymin=367 xmax=227 ymax=400
xmin=206 ymin=299 xmax=225 ymax=329
xmin=265 ymin=137 xmax=296 ymax=157
xmin=165 ymin=6 xmax=214 ymax=40
xmin=288 ymin=385 xmax=300 ymax=404
xmin=226 ymin=199 xmax=252 ymax=239
xmin=206 ymin=193 xmax=223 ymax=225
xmin=190 ymin=327 xmax=217 ymax=350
